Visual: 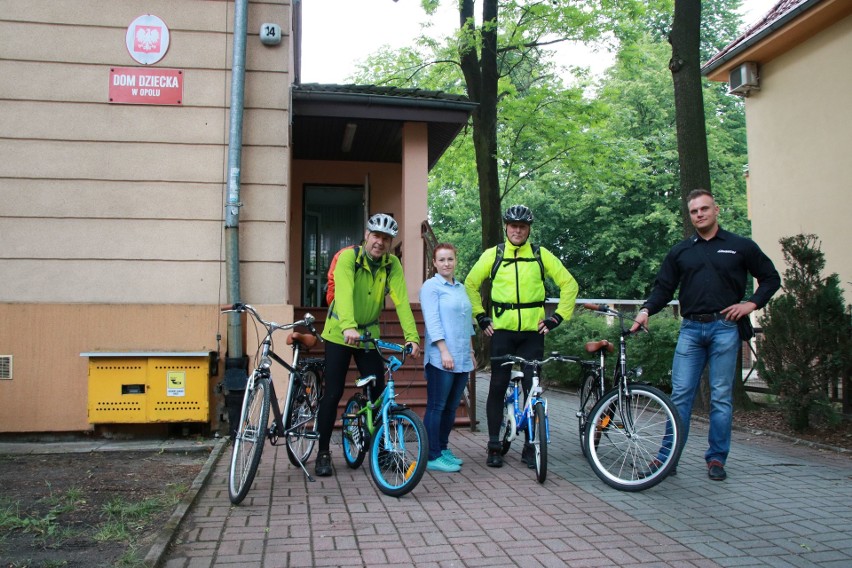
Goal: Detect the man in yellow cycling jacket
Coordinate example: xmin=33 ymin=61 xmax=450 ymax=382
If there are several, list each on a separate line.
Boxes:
xmin=315 ymin=213 xmax=421 ymax=477
xmin=465 ymin=205 xmax=579 ymax=468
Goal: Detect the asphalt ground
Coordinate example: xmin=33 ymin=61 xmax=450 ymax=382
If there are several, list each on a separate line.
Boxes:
xmin=4 ymin=374 xmax=850 ymax=568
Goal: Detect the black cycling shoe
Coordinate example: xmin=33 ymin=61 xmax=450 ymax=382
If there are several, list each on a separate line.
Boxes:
xmin=315 ymin=451 xmax=332 ymax=477
xmin=521 ymin=444 xmax=535 ymax=469
xmin=486 ymin=448 xmax=503 ymax=468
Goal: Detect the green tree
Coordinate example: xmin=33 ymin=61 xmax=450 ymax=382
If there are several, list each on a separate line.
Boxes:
xmin=439 ymin=0 xmax=635 ymax=250
xmin=352 ymin=0 xmax=751 ymax=299
xmin=758 ymin=234 xmax=852 ymax=431
xmin=668 ymin=0 xmax=711 ymax=236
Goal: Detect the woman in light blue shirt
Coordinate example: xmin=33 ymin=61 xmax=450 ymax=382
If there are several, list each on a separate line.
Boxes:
xmin=419 ymin=243 xmax=474 ymax=473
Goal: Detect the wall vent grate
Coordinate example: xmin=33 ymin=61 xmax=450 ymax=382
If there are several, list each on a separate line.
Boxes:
xmin=0 ymin=356 xmax=12 ymax=380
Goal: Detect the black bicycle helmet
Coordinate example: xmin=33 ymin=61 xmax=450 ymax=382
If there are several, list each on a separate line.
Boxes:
xmin=366 ymin=213 xmax=399 ymax=237
xmin=503 ymin=204 xmax=534 ymax=225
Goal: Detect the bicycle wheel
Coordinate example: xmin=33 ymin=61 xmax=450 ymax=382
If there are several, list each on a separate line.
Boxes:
xmin=284 ymin=366 xmax=321 ymax=467
xmin=498 ymin=391 xmax=514 ymax=455
xmin=369 ymin=408 xmax=427 ymax=497
xmin=530 ymin=401 xmax=548 ymax=483
xmin=584 ymin=384 xmax=681 ymax=492
xmin=341 ymin=393 xmax=368 ymax=469
xmin=578 ymin=373 xmax=601 ymax=458
xmin=229 ymin=377 xmax=270 ymax=504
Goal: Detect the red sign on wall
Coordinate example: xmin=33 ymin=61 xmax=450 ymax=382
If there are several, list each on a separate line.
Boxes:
xmin=109 ymin=67 xmax=183 ymax=105
xmin=125 ymin=14 xmax=170 ymax=65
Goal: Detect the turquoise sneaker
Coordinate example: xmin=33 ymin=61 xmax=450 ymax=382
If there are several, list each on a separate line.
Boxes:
xmin=441 ymin=449 xmax=463 ymax=466
xmin=427 ymin=456 xmax=461 ymax=473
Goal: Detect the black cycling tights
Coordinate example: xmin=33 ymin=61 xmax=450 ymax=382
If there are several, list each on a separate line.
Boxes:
xmin=486 ymin=330 xmax=544 ymax=443
xmin=316 ymin=341 xmax=385 ymax=452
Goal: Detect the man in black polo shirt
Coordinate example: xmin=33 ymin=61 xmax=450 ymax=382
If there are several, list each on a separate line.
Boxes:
xmin=632 ymin=189 xmax=780 ymax=481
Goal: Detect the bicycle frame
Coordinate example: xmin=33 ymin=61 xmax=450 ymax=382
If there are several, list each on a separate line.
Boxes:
xmin=352 ymin=339 xmax=407 ymax=447
xmin=243 ymin=332 xmax=310 ymax=438
xmin=607 ymin=312 xmax=641 ymax=436
xmin=572 ymin=307 xmax=645 ymax=435
xmin=503 ymin=369 xmax=548 ymax=445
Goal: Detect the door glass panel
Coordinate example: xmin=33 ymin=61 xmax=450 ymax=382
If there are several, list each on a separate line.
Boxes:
xmin=302 ymin=185 xmax=365 ymax=307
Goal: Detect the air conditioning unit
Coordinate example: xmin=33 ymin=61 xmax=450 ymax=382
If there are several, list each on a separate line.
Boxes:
xmin=728 ymin=62 xmax=759 ymax=96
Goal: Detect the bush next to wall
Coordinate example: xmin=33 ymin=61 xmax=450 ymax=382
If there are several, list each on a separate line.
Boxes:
xmin=543 ymin=310 xmax=679 ymax=393
xmin=757 ymin=234 xmax=852 ymax=432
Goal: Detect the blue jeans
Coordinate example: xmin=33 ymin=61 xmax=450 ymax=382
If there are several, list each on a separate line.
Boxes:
xmin=424 ymin=363 xmax=469 ymax=460
xmin=670 ymin=318 xmax=740 ymax=465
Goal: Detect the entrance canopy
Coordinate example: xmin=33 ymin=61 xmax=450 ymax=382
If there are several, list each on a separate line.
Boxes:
xmin=291 ymin=83 xmax=476 ymax=169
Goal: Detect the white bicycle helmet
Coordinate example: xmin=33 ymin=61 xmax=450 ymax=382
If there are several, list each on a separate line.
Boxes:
xmin=366 ymin=213 xmax=399 ymax=237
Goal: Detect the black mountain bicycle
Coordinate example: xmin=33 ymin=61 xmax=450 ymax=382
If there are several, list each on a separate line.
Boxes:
xmin=221 ymin=303 xmax=324 ymax=504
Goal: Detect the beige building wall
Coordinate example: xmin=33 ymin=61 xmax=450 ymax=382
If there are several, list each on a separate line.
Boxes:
xmin=744 ymin=13 xmax=852 ymax=298
xmin=0 ymin=1 xmax=294 ymax=433
xmin=0 ymin=304 xmax=221 ymax=432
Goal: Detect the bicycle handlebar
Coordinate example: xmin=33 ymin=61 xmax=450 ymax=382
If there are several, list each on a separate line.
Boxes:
xmin=582 ymin=302 xmax=646 ymax=336
xmin=492 ymin=352 xmax=578 ymax=367
xmin=583 ymin=302 xmax=613 ymax=314
xmin=358 ymin=334 xmax=412 ymax=356
xmin=220 ymin=303 xmax=320 ymax=338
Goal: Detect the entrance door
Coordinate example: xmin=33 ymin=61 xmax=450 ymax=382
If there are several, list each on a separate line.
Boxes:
xmin=302 ymin=184 xmax=366 ymax=307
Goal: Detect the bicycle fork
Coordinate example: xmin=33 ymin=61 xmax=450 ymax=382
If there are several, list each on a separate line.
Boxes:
xmin=504 ymin=384 xmax=520 ymax=442
xmin=528 ymin=377 xmax=550 ymax=445
xmin=237 ymin=371 xmax=261 ymax=443
xmin=616 ymin=379 xmax=638 ymax=438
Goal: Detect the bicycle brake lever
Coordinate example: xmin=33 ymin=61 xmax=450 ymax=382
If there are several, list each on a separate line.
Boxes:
xmin=624 ymin=326 xmax=647 ymax=338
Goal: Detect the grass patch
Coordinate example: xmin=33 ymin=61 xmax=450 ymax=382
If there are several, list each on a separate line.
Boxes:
xmin=95 ymin=482 xmax=187 ymax=542
xmin=0 ymin=483 xmax=85 ymax=540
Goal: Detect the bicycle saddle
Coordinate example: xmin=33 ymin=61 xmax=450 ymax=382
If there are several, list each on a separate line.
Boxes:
xmin=585 ymin=340 xmax=614 ymax=354
xmin=355 ymin=375 xmax=377 ymax=388
xmin=287 ymin=332 xmax=318 ymax=350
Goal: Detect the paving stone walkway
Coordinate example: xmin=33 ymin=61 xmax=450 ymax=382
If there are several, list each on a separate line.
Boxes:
xmin=162 ymin=375 xmax=852 ymax=567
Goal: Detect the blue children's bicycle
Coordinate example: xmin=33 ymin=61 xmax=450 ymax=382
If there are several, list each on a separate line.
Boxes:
xmin=340 ymin=334 xmax=428 ymax=497
xmin=492 ymin=353 xmax=569 ymax=483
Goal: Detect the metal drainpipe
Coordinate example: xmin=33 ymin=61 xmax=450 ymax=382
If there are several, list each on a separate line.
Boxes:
xmin=225 ymin=0 xmax=248 ymax=360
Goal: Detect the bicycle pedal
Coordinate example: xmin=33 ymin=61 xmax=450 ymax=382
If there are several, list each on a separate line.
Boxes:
xmin=404 ymin=460 xmax=418 ymax=480
xmin=304 ymin=432 xmax=319 ymax=440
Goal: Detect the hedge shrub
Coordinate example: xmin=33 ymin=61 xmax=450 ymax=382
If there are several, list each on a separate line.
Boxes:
xmin=543 ymin=309 xmax=680 ymax=393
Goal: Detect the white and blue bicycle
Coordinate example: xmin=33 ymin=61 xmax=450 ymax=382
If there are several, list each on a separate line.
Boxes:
xmin=492 ymin=353 xmax=570 ymax=483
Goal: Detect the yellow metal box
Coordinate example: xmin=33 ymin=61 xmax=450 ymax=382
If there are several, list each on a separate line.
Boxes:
xmin=83 ymin=352 xmax=210 ymax=424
